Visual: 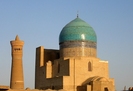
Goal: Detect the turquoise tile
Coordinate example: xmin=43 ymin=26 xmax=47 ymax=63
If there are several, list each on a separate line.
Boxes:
xmin=59 ymin=17 xmax=97 ymax=43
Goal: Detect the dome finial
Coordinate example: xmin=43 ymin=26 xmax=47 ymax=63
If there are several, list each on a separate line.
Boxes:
xmin=77 ymin=11 xmax=79 ymax=18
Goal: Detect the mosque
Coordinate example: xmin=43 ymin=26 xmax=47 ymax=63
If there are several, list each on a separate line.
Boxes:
xmin=0 ymin=16 xmax=115 ymax=91
xmin=35 ymin=16 xmax=115 ymax=91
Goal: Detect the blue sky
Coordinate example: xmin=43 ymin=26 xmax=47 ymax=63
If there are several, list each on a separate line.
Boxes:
xmin=0 ymin=0 xmax=133 ymax=91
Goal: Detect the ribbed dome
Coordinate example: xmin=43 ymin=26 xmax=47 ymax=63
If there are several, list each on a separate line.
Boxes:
xmin=59 ymin=17 xmax=97 ymax=44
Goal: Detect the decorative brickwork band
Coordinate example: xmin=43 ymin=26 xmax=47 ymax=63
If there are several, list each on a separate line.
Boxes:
xmin=60 ymin=41 xmax=96 ymax=49
xmin=60 ymin=41 xmax=97 ymax=57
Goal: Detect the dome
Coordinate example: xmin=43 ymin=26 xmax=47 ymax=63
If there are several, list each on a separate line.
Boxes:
xmin=59 ymin=17 xmax=97 ymax=44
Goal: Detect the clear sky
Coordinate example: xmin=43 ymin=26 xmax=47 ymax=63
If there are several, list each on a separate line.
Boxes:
xmin=0 ymin=0 xmax=133 ymax=91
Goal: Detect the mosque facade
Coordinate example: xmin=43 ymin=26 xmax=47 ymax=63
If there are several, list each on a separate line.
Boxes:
xmin=35 ymin=16 xmax=115 ymax=91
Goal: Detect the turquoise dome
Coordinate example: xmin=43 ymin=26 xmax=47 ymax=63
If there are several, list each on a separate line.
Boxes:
xmin=59 ymin=17 xmax=97 ymax=43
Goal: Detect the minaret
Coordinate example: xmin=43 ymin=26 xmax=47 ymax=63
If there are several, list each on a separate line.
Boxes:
xmin=10 ymin=35 xmax=24 ymax=89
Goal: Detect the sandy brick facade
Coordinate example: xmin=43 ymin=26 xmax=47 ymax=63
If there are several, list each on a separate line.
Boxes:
xmin=35 ymin=46 xmax=115 ymax=91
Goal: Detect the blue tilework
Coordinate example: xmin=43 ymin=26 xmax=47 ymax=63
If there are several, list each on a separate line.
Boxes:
xmin=59 ymin=17 xmax=97 ymax=43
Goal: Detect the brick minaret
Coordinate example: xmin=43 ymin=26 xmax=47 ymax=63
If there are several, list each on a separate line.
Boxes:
xmin=10 ymin=35 xmax=24 ymax=89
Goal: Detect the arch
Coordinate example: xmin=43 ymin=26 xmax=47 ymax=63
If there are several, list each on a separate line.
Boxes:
xmin=104 ymin=87 xmax=109 ymax=91
xmin=88 ymin=61 xmax=92 ymax=71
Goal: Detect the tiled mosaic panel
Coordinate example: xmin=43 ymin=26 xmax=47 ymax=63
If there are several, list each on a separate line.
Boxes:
xmin=60 ymin=47 xmax=97 ymax=57
xmin=60 ymin=41 xmax=96 ymax=49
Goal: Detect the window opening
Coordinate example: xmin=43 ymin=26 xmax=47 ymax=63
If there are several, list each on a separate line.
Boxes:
xmin=104 ymin=87 xmax=109 ymax=91
xmin=88 ymin=61 xmax=92 ymax=71
xmin=58 ymin=64 xmax=60 ymax=73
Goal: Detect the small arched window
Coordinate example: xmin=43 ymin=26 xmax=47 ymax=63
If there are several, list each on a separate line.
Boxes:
xmin=88 ymin=62 xmax=92 ymax=71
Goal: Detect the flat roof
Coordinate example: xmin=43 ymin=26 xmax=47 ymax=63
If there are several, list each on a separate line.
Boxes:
xmin=0 ymin=85 xmax=10 ymax=90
